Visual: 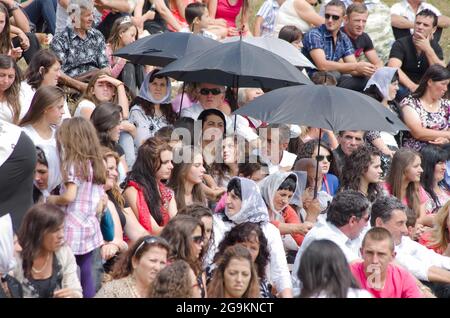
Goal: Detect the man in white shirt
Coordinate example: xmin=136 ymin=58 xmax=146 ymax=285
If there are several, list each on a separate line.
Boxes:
xmin=371 ymin=196 xmax=450 ymax=298
xmin=291 ymin=190 xmax=370 ymax=295
xmin=390 ymin=0 xmax=450 ymax=42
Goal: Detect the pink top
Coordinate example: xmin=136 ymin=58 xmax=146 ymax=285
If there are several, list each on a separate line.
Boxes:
xmin=106 ymin=44 xmax=126 ymax=78
xmin=382 ymin=182 xmax=427 ymax=206
xmin=350 ymin=262 xmax=422 ymax=298
xmin=215 ymin=0 xmax=244 ymax=28
xmin=168 ymin=0 xmax=193 ymax=31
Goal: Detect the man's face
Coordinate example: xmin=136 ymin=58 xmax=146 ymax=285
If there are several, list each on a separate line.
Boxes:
xmin=73 ymin=8 xmax=94 ymax=31
xmin=324 ymin=5 xmax=345 ymax=33
xmin=413 ymin=15 xmax=436 ymax=40
xmin=376 ymin=209 xmax=409 ymax=245
xmin=361 ymin=238 xmax=394 ymax=288
xmin=348 ymin=211 xmax=370 ymax=240
xmin=345 ymin=11 xmax=368 ymax=37
xmin=338 ymin=131 xmax=364 ymax=156
xmin=197 ymin=83 xmax=225 ymax=110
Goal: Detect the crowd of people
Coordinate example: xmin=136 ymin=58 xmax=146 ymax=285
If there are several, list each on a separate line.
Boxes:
xmin=0 ymin=0 xmax=450 ymax=299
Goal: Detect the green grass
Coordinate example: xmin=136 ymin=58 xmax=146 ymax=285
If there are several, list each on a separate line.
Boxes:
xmin=247 ymin=0 xmax=450 ymax=63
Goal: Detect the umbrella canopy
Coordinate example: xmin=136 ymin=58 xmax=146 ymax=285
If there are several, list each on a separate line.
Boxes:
xmin=158 ymin=40 xmax=312 ymax=88
xmin=113 ymin=32 xmax=220 ymax=67
xmin=223 ymin=36 xmax=316 ymax=69
xmin=233 ymin=85 xmax=408 ymax=132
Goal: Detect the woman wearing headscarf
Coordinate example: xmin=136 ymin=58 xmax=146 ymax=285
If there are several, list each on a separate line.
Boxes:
xmin=208 ymin=176 xmax=293 ymax=298
xmin=129 ymin=69 xmax=177 ymax=151
xmin=259 ymin=171 xmax=313 ymax=252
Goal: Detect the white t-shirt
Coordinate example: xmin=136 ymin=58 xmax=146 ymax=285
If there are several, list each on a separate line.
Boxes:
xmin=390 ymin=0 xmax=441 ymax=35
xmin=22 ymin=125 xmax=57 ymax=148
xmin=74 ymin=99 xmax=96 ymax=118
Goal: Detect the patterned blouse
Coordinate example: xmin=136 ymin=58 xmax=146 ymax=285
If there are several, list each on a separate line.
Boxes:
xmin=401 ymin=96 xmax=450 ymax=151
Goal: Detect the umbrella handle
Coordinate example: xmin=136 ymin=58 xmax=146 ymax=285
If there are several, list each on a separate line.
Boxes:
xmin=313 ymin=128 xmax=323 ymax=199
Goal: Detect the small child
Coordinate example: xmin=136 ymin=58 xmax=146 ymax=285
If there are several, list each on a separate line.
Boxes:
xmin=183 ymin=2 xmax=227 ymax=40
xmin=254 ymin=0 xmax=285 ymax=37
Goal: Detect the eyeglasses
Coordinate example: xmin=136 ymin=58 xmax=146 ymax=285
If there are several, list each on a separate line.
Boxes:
xmin=192 ymin=235 xmax=204 ymax=244
xmin=325 ymin=13 xmax=341 ymax=21
xmin=315 ymin=155 xmax=332 ymax=162
xmin=199 ymin=88 xmax=223 ymax=96
xmin=133 ymin=236 xmax=168 ymax=257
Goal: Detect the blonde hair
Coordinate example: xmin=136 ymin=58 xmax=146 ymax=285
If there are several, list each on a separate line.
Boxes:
xmin=429 ymin=201 xmax=450 ymax=252
xmin=107 ymin=16 xmax=137 ymax=53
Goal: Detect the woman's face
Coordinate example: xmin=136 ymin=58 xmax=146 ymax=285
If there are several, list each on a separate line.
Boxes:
xmin=202 ymin=114 xmax=224 ymax=141
xmin=120 ymin=26 xmax=137 ymax=46
xmin=427 ymin=79 xmax=450 ymax=99
xmin=133 ymin=246 xmax=168 ymax=287
xmin=291 ymin=36 xmax=303 ymax=49
xmin=93 ymin=80 xmax=115 ymax=102
xmin=223 ymin=138 xmax=237 ymax=164
xmin=149 ymin=77 xmax=168 ymax=102
xmin=42 ymin=224 xmax=65 ymax=253
xmin=434 ymin=160 xmax=447 ymax=183
xmin=155 ymin=150 xmax=174 ymax=181
xmin=200 ymin=215 xmax=213 ymax=245
xmin=0 ymin=67 xmax=15 ymax=93
xmin=226 ymin=189 xmax=242 ymax=216
xmin=108 ymin=121 xmax=122 ymax=142
xmin=44 ymin=98 xmax=65 ymax=126
xmin=186 ymin=154 xmax=205 ymax=185
xmin=363 ymin=155 xmax=382 ymax=184
xmin=190 ymin=225 xmax=204 ymax=260
xmin=273 ymin=189 xmax=294 ymax=211
xmin=312 ymin=145 xmax=331 ymax=174
xmin=388 ymin=80 xmax=399 ymax=101
xmin=104 ymin=156 xmax=118 ymax=191
xmin=240 ymin=238 xmax=260 ymax=263
xmin=404 ymin=155 xmax=423 ymax=183
xmin=42 ymin=61 xmax=61 ymax=87
xmin=0 ymin=12 xmax=6 ymax=34
xmin=34 ymin=162 xmax=49 ymax=190
xmin=223 ymin=257 xmax=252 ymax=298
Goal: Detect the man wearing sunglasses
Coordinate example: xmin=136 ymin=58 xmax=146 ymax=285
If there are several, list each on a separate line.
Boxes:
xmin=302 ymin=0 xmax=376 ymax=92
xmin=180 ymin=82 xmax=227 ymax=120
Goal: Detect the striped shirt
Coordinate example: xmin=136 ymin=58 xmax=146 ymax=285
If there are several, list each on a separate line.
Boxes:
xmin=256 ymin=0 xmax=280 ymax=36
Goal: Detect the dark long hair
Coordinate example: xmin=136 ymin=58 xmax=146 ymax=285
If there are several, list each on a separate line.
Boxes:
xmin=25 ymin=49 xmax=61 ymax=89
xmin=296 ymin=139 xmax=340 ymax=179
xmin=0 ymin=54 xmax=22 ymax=124
xmin=420 ymin=144 xmax=449 ymax=209
xmin=17 ymin=204 xmax=65 ymax=278
xmin=214 ymin=222 xmax=269 ymax=279
xmin=298 ymin=240 xmax=360 ymax=298
xmin=90 ymin=102 xmax=122 ymax=150
xmin=0 ymin=3 xmax=12 ymax=55
xmin=124 ymin=136 xmax=172 ymax=225
xmin=412 ymin=64 xmax=450 ymax=99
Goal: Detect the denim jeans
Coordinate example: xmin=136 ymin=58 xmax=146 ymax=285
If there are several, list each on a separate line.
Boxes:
xmin=24 ymin=0 xmax=57 ymax=34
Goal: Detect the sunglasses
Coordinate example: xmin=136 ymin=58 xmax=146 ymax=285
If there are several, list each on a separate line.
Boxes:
xmin=325 ymin=13 xmax=341 ymax=21
xmin=315 ymin=155 xmax=332 ymax=162
xmin=133 ymin=236 xmax=168 ymax=257
xmin=199 ymin=88 xmax=223 ymax=96
xmin=192 ymin=235 xmax=204 ymax=244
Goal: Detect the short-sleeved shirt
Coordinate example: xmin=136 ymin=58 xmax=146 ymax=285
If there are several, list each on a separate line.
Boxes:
xmin=350 ymin=262 xmax=422 ymax=298
xmin=50 ymin=27 xmax=109 ymax=78
xmin=341 ymin=28 xmax=374 ymax=61
xmin=302 ymin=24 xmax=354 ymax=73
xmin=256 ymin=0 xmax=280 ymax=36
xmin=389 ymin=36 xmax=444 ymax=84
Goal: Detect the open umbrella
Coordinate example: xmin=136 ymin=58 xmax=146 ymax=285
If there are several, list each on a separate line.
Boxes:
xmin=223 ymin=36 xmax=316 ymax=69
xmin=113 ymin=32 xmax=220 ymax=67
xmin=234 ymin=85 xmax=408 ymax=197
xmin=158 ymin=40 xmax=312 ymax=89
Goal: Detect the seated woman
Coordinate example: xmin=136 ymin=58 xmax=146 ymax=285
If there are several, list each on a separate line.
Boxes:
xmin=167 ymin=146 xmax=207 ymax=211
xmin=134 ymin=0 xmax=183 ymax=34
xmin=14 ymin=204 xmax=82 ymax=298
xmin=210 ymin=222 xmax=272 ymax=298
xmin=278 ymin=25 xmax=303 ymax=50
xmin=274 ymin=0 xmax=324 ymax=35
xmin=209 ymin=176 xmax=293 ymax=298
xmin=210 ymin=135 xmax=241 ymax=189
xmin=420 ymin=145 xmax=450 ymax=217
xmin=401 ymin=64 xmax=450 ymax=152
xmin=419 ymin=200 xmax=450 ymax=256
xmin=96 ymin=235 xmax=170 ymax=298
xmin=160 ymin=215 xmax=207 ymax=298
xmin=208 ymin=245 xmax=260 ymax=298
xmin=129 ymin=69 xmax=177 ymax=151
xmin=341 ymin=145 xmax=383 ymax=203
xmin=259 ymin=172 xmax=313 ymax=251
xmin=123 ymin=136 xmax=177 ymax=236
xmin=32 ymin=146 xmax=61 ymax=203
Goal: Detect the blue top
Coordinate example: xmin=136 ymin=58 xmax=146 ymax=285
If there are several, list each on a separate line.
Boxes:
xmin=322 ymin=173 xmax=339 ymax=196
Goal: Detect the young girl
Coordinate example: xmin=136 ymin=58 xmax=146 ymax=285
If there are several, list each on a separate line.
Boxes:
xmin=47 ymin=117 xmax=107 ymax=298
xmin=106 ymin=16 xmax=143 ymax=95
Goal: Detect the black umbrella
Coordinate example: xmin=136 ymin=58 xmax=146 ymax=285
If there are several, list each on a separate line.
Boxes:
xmin=113 ymin=32 xmax=220 ymax=67
xmin=158 ymin=40 xmax=312 ymax=89
xmin=234 ymin=85 xmax=408 ymax=197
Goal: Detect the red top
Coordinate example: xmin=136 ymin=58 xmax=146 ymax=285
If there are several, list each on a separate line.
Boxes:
xmin=215 ymin=0 xmax=244 ymax=28
xmin=270 ymin=205 xmax=305 ymax=246
xmin=127 ymin=180 xmax=172 ymax=234
xmin=418 ymin=230 xmax=444 ymax=254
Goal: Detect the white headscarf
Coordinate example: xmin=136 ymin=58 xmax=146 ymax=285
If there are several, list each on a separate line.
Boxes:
xmin=0 ymin=214 xmax=16 ymax=274
xmin=137 ymin=70 xmax=172 ymax=104
xmin=225 ymin=177 xmax=269 ymax=224
xmin=259 ymin=171 xmax=298 ymax=220
xmin=36 ymin=144 xmax=62 ymax=196
xmin=0 ymin=120 xmax=22 ymax=167
xmin=364 ymin=67 xmax=398 ymax=100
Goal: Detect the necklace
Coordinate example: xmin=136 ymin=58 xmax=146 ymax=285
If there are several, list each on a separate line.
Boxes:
xmin=31 ymin=253 xmax=50 ymax=274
